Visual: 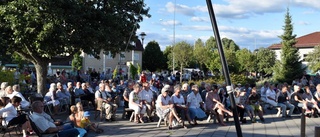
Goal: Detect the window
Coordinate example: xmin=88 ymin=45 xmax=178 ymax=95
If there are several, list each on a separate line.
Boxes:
xmin=134 ymin=53 xmax=139 ymax=61
xmin=120 ymin=52 xmax=125 ymax=61
xmin=106 ymin=51 xmax=113 ymax=59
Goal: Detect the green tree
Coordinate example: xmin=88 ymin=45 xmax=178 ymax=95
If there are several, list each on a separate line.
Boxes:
xmin=163 ymin=46 xmax=176 ymax=71
xmin=193 ymin=38 xmax=207 ymax=69
xmin=0 ymin=0 xmax=150 ymax=94
xmin=130 ymin=63 xmax=137 ymax=80
xmin=203 ymin=37 xmax=240 ymax=74
xmin=71 ymin=52 xmax=83 ymax=71
xmin=256 ymin=48 xmax=276 ymax=75
xmin=113 ymin=66 xmax=118 ymax=79
xmin=142 ymin=41 xmax=166 ymax=72
xmin=305 ymin=46 xmax=320 ymax=73
xmin=236 ymin=49 xmax=255 ymax=73
xmin=173 ymin=41 xmax=193 ymax=82
xmin=222 ymin=38 xmax=240 ymax=51
xmin=137 ymin=63 xmax=141 ymax=75
xmin=273 ymin=8 xmax=305 ymax=83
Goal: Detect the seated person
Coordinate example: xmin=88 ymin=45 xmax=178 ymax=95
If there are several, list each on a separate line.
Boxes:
xmin=206 ymin=85 xmax=233 ymax=126
xmin=187 ymin=85 xmax=207 ymax=125
xmin=0 ymin=96 xmax=32 ymax=137
xmin=234 ymin=89 xmax=247 ymax=123
xmin=140 ymin=82 xmax=155 ymax=122
xmin=302 ymin=86 xmax=320 ymax=117
xmin=80 ymin=111 xmax=103 ymax=134
xmin=129 ymin=84 xmax=146 ymax=123
xmin=44 ymin=83 xmax=60 ymax=115
xmin=95 ymin=83 xmax=118 ymax=121
xmin=266 ymin=84 xmax=278 ymax=107
xmin=74 ymin=82 xmax=85 ymax=103
xmin=314 ymin=84 xmax=320 ymax=107
xmin=30 ymin=101 xmax=85 ymax=137
xmin=248 ymin=87 xmax=265 ymax=122
xmin=156 ymin=85 xmax=181 ymax=129
xmin=69 ymin=105 xmax=82 ymax=127
xmin=277 ymin=85 xmax=295 ymax=118
xmin=7 ymin=84 xmax=30 ymax=109
xmin=81 ymin=83 xmax=96 ymax=108
xmin=290 ymin=85 xmax=311 ymax=114
xmin=171 ymin=85 xmax=192 ymax=128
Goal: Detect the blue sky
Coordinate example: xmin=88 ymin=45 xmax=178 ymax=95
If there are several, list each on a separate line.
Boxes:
xmin=136 ymin=0 xmax=320 ymax=51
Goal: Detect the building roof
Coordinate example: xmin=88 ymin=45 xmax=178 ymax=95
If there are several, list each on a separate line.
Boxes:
xmin=269 ymin=31 xmax=320 ymax=49
xmin=134 ymin=39 xmax=144 ymax=51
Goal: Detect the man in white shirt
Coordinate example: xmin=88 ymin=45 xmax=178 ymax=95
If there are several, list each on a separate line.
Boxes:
xmin=30 ymin=101 xmax=81 ymax=136
xmin=140 ymin=82 xmax=155 ymax=121
xmin=266 ymin=84 xmax=278 ymax=107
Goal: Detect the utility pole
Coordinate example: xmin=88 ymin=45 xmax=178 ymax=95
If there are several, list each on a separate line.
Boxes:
xmin=206 ymin=0 xmax=243 ymax=136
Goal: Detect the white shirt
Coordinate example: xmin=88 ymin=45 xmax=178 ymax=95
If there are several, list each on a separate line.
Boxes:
xmin=95 ymin=90 xmax=109 ymax=99
xmin=129 ymin=91 xmax=143 ymax=108
xmin=140 ymin=89 xmax=153 ymax=103
xmin=156 ymin=94 xmax=171 ymax=108
xmin=31 ymin=112 xmax=56 ymax=133
xmin=171 ymin=94 xmax=185 ymax=105
xmin=187 ymin=91 xmax=203 ymax=109
xmin=7 ymin=91 xmax=30 ymax=108
xmin=0 ymin=103 xmax=17 ymax=125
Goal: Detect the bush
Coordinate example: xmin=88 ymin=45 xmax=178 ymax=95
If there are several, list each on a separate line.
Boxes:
xmin=187 ymin=73 xmax=256 ymax=86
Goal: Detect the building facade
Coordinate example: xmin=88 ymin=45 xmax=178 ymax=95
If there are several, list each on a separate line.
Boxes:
xmin=82 ymin=39 xmax=144 ymax=75
xmin=268 ymin=32 xmax=320 ymax=73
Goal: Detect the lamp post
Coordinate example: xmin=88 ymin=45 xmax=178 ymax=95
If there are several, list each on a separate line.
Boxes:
xmin=140 ymin=32 xmax=146 ymax=47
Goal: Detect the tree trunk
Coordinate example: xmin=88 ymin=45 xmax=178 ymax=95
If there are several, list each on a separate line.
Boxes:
xmin=34 ymin=61 xmax=48 ymax=95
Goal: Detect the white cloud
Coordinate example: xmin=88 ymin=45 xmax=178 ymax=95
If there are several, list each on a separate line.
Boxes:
xmin=294 ymin=0 xmax=320 ymax=9
xmin=182 ymin=25 xmax=212 ymax=31
xmin=166 ymin=2 xmax=195 ymax=16
xmin=190 ymin=17 xmax=209 ymax=22
xmin=160 ymin=20 xmax=182 ymax=26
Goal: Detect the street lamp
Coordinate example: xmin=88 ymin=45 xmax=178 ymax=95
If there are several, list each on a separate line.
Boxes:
xmin=139 ymin=32 xmax=146 ymax=46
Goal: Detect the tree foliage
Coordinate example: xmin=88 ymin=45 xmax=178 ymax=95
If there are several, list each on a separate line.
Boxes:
xmin=305 ymin=46 xmax=320 ymax=73
xmin=273 ymin=8 xmax=305 ymax=83
xmin=173 ymin=41 xmax=193 ymax=81
xmin=203 ymin=37 xmax=240 ymax=74
xmin=256 ymin=48 xmax=276 ymax=75
xmin=236 ymin=49 xmax=255 ymax=73
xmin=142 ymin=41 xmax=166 ymax=72
xmin=0 ymin=0 xmax=150 ymax=94
xmin=129 ymin=63 xmax=137 ymax=80
xmin=163 ymin=46 xmax=176 ymax=71
xmin=193 ymin=38 xmax=207 ymax=69
xmin=71 ymin=52 xmax=83 ymax=71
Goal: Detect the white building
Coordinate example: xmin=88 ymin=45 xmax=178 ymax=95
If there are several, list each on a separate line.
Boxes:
xmin=268 ymin=32 xmax=320 ymax=73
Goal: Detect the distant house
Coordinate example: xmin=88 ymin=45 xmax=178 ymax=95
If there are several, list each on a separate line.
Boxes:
xmin=81 ymin=39 xmax=144 ymax=75
xmin=268 ymin=32 xmax=320 ymax=72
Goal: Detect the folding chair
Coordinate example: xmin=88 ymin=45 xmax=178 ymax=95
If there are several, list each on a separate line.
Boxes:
xmin=0 ymin=117 xmax=21 ymax=137
xmin=27 ymin=115 xmax=59 ymax=137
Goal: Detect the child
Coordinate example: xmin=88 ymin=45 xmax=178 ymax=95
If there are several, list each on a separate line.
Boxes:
xmin=80 ymin=111 xmax=104 ymax=134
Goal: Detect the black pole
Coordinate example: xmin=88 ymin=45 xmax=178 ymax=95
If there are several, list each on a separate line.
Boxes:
xmin=205 ymin=0 xmax=243 ymax=137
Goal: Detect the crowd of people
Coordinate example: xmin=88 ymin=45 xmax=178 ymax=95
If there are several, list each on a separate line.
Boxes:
xmin=0 ymin=69 xmax=320 ymax=136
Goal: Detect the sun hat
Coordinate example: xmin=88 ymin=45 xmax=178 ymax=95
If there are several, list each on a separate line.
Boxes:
xmin=84 ymin=111 xmax=90 ymax=117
